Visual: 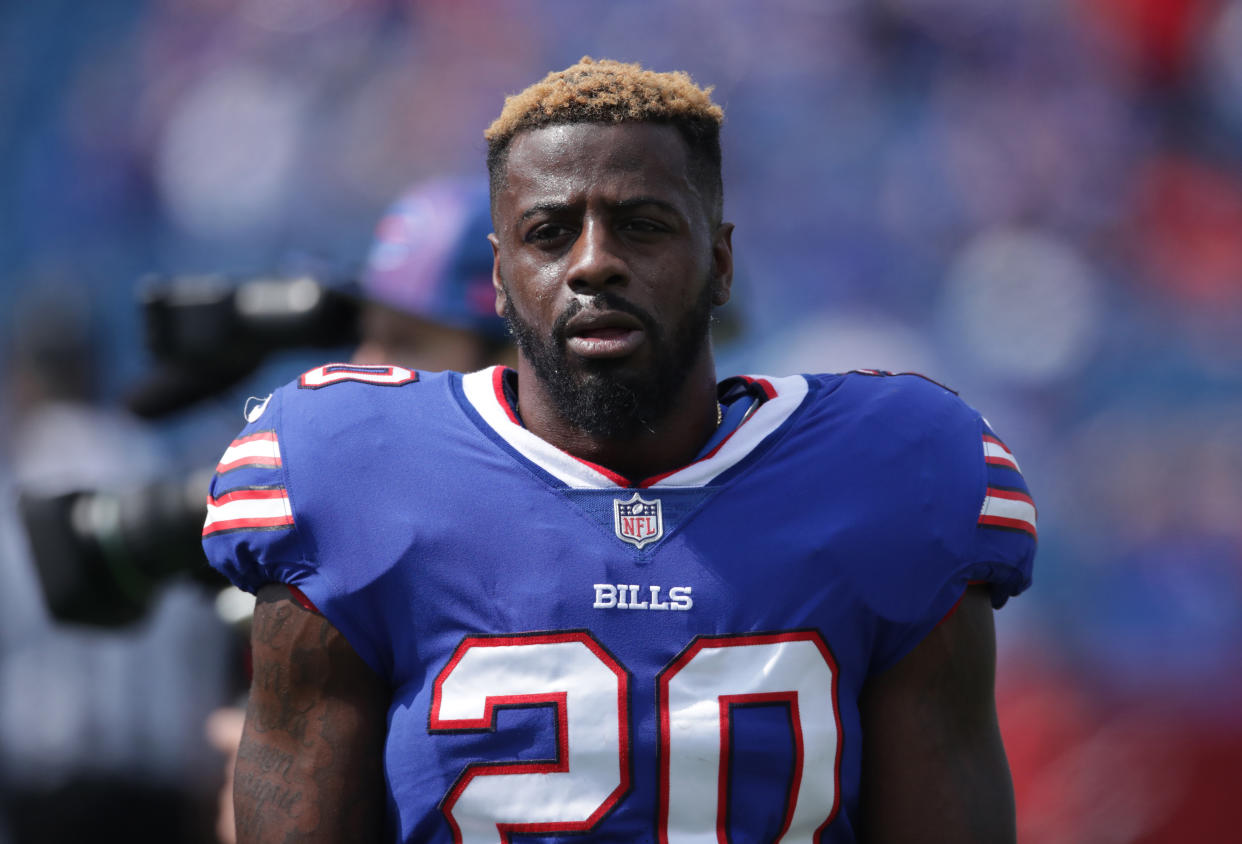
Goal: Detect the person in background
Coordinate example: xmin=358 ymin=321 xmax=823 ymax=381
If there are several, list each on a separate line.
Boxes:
xmin=206 ymin=175 xmax=512 ymax=844
xmin=1 ymin=287 xmax=233 ymax=844
xmin=350 ymin=176 xmax=516 ymax=371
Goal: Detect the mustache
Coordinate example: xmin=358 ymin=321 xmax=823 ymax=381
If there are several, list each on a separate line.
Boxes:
xmin=553 ymin=293 xmax=661 ymax=344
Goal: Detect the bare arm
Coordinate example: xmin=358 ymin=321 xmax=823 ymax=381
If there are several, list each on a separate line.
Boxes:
xmin=234 ymin=583 xmax=389 ymax=844
xmin=859 ymin=585 xmax=1015 ymax=844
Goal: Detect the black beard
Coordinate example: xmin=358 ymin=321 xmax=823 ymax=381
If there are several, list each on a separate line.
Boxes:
xmin=503 ymin=281 xmax=715 ymax=441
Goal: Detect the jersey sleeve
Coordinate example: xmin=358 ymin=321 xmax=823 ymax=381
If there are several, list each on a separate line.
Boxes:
xmin=970 ymin=420 xmax=1037 ymax=606
xmin=200 ymin=365 xmax=426 ymax=680
xmin=849 ymin=375 xmax=1037 ymax=674
xmin=201 ymin=388 xmax=314 ymax=595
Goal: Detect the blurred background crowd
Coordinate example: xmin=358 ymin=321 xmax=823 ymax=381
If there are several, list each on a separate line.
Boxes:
xmin=1 ymin=0 xmax=1239 ymax=841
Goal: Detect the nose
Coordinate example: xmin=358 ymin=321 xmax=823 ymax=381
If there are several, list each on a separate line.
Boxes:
xmin=565 ymin=218 xmax=627 ymax=293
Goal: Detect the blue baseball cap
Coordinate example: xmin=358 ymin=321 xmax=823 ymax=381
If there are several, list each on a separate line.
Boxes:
xmin=361 ymin=177 xmax=508 ymax=341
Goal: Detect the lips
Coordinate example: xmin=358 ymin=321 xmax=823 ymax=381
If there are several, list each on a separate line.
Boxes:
xmin=564 ymin=310 xmax=647 ymax=359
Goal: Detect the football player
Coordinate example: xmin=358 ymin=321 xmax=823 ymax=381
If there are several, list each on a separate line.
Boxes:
xmin=205 ymin=58 xmax=1036 ymax=843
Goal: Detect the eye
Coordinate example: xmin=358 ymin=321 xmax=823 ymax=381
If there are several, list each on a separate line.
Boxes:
xmin=619 ymin=217 xmax=669 ymax=235
xmin=524 ymin=222 xmax=574 ymax=244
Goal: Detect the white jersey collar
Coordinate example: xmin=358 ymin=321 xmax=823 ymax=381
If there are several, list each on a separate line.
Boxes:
xmin=460 ymin=367 xmax=809 ymax=489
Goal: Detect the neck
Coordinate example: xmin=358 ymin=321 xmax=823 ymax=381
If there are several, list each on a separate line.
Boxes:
xmin=514 ymin=353 xmax=720 ymax=482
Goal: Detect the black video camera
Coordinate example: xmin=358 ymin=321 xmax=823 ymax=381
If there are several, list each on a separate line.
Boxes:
xmin=126 ymin=272 xmax=361 ymax=418
xmin=20 ymin=273 xmax=361 ymax=626
xmin=20 ymin=471 xmax=220 ymax=626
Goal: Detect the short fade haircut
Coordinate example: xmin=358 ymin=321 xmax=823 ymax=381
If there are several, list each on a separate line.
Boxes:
xmin=484 ymin=57 xmax=726 ymax=225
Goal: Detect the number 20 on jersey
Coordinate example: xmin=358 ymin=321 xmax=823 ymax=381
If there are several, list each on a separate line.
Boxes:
xmin=430 ymin=629 xmax=842 ymax=843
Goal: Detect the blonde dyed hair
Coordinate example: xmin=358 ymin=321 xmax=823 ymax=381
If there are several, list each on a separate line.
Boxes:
xmin=485 ymin=57 xmax=725 ymax=223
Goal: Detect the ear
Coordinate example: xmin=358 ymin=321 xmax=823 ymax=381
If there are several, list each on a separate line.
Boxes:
xmin=710 ymin=222 xmax=734 ymax=307
xmin=488 ymin=233 xmax=507 ymax=318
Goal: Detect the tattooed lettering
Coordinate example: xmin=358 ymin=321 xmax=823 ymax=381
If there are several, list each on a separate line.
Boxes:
xmin=235 ymin=769 xmax=302 ymax=816
xmin=237 ymin=739 xmax=295 ymax=781
xmin=232 ymin=584 xmax=388 ymax=843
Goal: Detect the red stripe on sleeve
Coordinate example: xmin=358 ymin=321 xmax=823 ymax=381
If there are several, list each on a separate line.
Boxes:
xmin=287 ymin=585 xmax=320 ymax=614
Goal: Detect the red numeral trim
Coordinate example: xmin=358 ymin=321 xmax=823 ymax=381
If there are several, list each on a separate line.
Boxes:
xmin=298 ymin=363 xmax=418 ymax=389
xmin=657 ymin=630 xmax=842 ymax=843
xmin=429 ymin=631 xmax=631 ymax=843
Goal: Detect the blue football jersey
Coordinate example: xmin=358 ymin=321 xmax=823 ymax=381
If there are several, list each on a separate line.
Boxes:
xmin=203 ymin=364 xmax=1036 ymax=843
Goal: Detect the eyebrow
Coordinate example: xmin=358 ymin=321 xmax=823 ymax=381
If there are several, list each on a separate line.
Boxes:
xmin=518 ymin=201 xmax=571 ymax=223
xmin=614 ymin=196 xmax=683 ymax=217
xmin=517 ymin=196 xmax=683 ymax=222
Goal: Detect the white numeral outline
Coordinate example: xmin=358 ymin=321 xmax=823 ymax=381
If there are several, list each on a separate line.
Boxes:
xmin=429 ymin=631 xmax=631 ymax=844
xmin=298 ymin=363 xmax=417 ymax=389
xmin=658 ymin=631 xmax=842 ymax=843
xmin=429 ymin=630 xmax=841 ymax=842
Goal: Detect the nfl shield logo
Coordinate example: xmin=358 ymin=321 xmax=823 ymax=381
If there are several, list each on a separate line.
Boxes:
xmin=613 ymin=492 xmax=664 ymax=549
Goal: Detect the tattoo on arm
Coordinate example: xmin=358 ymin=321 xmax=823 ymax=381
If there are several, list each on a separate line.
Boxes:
xmin=233 ymin=584 xmax=389 ymax=844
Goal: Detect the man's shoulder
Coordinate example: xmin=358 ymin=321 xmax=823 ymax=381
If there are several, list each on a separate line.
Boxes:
xmin=802 ymin=367 xmax=961 ymax=403
xmin=715 ymin=369 xmax=978 ymax=462
xmin=204 ymin=363 xmax=466 ymax=530
xmin=786 ymin=369 xmax=978 ymax=433
xmin=200 ymin=365 xmax=472 ymax=601
xmin=255 ymin=363 xmax=462 ymax=438
xmin=273 ymin=362 xmax=447 ymax=408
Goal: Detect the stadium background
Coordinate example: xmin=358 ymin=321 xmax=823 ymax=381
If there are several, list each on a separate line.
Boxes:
xmin=1 ymin=1 xmax=1240 ymax=841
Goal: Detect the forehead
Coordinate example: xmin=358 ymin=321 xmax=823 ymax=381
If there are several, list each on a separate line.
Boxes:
xmin=497 ymin=122 xmax=698 ymax=217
